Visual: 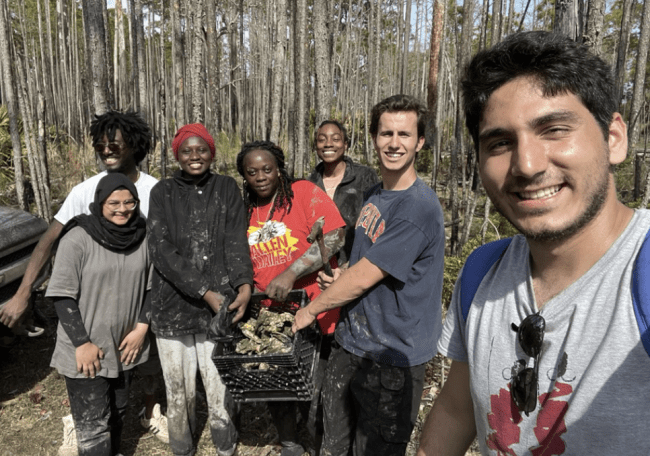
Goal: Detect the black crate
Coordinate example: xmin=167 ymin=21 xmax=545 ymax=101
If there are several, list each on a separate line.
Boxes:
xmin=212 ymin=290 xmax=321 ymax=402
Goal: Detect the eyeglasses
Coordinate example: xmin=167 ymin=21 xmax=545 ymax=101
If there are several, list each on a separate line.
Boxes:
xmin=93 ymin=142 xmax=125 ymax=153
xmin=510 ymin=312 xmax=545 ymax=416
xmin=105 ymin=199 xmax=138 ymax=212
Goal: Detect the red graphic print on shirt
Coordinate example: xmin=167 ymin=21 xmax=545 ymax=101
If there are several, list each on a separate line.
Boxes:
xmin=486 ymin=382 xmax=572 ymax=455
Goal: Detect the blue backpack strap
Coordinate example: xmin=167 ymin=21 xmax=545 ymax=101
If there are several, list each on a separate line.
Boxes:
xmin=460 ymin=238 xmax=513 ymax=322
xmin=632 ymin=228 xmax=650 ymax=357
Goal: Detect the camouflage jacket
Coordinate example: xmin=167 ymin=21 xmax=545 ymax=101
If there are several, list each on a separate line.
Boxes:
xmin=147 ymin=170 xmax=253 ymax=337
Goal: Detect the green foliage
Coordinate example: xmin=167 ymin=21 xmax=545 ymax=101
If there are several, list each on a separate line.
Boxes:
xmin=0 ymin=106 xmax=16 ymax=206
xmin=416 ymin=147 xmax=433 ymax=174
xmin=442 ymin=208 xmax=518 ymax=309
xmin=214 ymin=130 xmax=243 ymax=176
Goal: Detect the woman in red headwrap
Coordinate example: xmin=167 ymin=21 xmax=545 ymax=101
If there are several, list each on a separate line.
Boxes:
xmin=147 ymin=124 xmax=253 ymax=456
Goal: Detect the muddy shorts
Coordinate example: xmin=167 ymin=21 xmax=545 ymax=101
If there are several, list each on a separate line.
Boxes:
xmin=321 ymin=342 xmax=426 ymax=456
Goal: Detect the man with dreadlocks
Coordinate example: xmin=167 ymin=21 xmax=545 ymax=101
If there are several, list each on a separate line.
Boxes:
xmin=0 ymin=111 xmax=168 ymax=455
xmin=236 ymin=141 xmax=346 ymax=456
xmin=1 ymin=111 xmax=157 ymax=330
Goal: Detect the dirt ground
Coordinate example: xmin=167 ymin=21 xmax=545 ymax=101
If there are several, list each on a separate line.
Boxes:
xmin=0 ymin=294 xmax=479 ymax=456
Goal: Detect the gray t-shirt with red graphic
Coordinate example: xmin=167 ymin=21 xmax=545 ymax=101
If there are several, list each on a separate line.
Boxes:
xmin=439 ymin=209 xmax=650 ymax=455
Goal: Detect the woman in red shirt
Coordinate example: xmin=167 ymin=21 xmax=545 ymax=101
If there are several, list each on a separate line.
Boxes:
xmin=237 ymin=140 xmax=345 ymax=456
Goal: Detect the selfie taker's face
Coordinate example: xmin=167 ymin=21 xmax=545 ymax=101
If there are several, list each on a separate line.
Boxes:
xmin=478 ymin=76 xmax=626 ymax=242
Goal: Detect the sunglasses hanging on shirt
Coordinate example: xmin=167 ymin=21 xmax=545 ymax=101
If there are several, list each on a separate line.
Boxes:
xmin=510 ymin=312 xmax=545 ymax=416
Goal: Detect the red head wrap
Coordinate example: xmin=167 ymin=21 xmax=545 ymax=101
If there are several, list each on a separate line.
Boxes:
xmin=172 ymin=123 xmax=216 ymax=160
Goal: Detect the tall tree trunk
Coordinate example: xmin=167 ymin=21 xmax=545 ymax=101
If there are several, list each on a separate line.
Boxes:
xmin=291 ymin=0 xmax=307 ymax=178
xmin=0 ymin=0 xmax=26 ymax=209
xmin=313 ymin=0 xmax=331 ymax=125
xmin=451 ymin=0 xmax=476 ymax=255
xmin=427 ymin=0 xmax=447 ymax=188
xmin=135 ymin=0 xmax=147 ymax=120
xmin=189 ymin=0 xmax=204 ymax=123
xmin=206 ymin=0 xmax=219 ymax=133
xmin=630 ymin=0 xmax=650 ymax=200
xmin=227 ymin=12 xmax=240 ymax=132
xmin=614 ymin=0 xmax=635 ymax=109
xmin=400 ymin=0 xmax=412 ymax=93
xmin=554 ymin=0 xmax=583 ymax=40
xmin=491 ymin=0 xmax=503 ymax=45
xmin=583 ymin=0 xmax=605 ymax=55
xmin=269 ymin=0 xmax=287 ymax=144
xmin=82 ymin=0 xmax=111 ymax=115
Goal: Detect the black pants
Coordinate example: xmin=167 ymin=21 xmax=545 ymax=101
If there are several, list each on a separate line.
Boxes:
xmin=321 ymin=344 xmax=426 ymax=456
xmin=65 ymin=370 xmax=133 ymax=456
xmin=268 ymin=334 xmax=333 ymax=453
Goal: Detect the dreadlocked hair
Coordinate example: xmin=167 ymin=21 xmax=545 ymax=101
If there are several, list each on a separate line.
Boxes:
xmin=236 ymin=141 xmax=296 ymax=222
xmin=90 ymin=110 xmax=152 ymax=165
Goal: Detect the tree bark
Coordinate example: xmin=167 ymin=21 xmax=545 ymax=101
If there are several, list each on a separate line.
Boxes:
xmin=313 ymin=0 xmax=332 ymax=125
xmin=0 ymin=0 xmax=26 ymax=210
xmin=614 ymin=0 xmax=635 ymax=109
xmin=291 ymin=0 xmax=307 ymax=177
xmin=554 ymin=0 xmax=583 ymax=40
xmin=189 ymin=0 xmax=204 ymax=123
xmin=630 ymin=0 xmax=650 ymax=200
xmin=172 ymin=0 xmax=186 ymax=127
xmin=269 ymin=0 xmax=287 ymax=144
xmin=583 ymin=0 xmax=605 ymax=55
xmin=82 ymin=0 xmax=111 ymax=115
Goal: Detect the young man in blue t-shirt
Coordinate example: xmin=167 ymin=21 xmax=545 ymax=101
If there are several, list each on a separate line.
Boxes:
xmin=293 ymin=94 xmax=445 ymax=456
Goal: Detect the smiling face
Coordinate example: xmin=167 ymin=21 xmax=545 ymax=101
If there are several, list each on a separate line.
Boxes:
xmin=242 ymin=149 xmax=280 ymax=205
xmin=478 ymin=76 xmax=627 ymax=242
xmin=178 ymin=136 xmax=212 ymax=181
xmin=316 ymin=123 xmax=347 ymax=164
xmin=373 ymin=111 xmax=424 ymax=186
xmin=101 ymin=189 xmax=136 ymax=226
xmin=94 ymin=129 xmax=137 ymax=173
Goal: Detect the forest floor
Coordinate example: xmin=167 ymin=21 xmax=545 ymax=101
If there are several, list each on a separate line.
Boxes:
xmin=0 ymin=293 xmax=480 ymax=456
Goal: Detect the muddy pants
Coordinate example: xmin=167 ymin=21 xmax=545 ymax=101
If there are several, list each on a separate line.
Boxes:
xmin=136 ymin=332 xmax=162 ymax=395
xmin=157 ymin=334 xmax=237 ymax=456
xmin=321 ymin=343 xmax=426 ymax=456
xmin=65 ymin=370 xmax=133 ymax=456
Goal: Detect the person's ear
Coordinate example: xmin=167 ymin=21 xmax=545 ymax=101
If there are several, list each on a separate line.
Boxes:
xmin=608 ymin=112 xmax=627 ymax=166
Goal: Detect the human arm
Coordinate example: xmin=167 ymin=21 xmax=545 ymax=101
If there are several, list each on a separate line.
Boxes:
xmin=317 ymin=262 xmax=348 ymax=291
xmin=416 ymin=361 xmax=477 ymax=456
xmin=265 ymin=227 xmax=345 ymax=301
xmin=222 ymin=178 xmax=254 ymax=320
xmin=52 ymin=296 xmax=105 ymax=378
xmin=229 ymin=283 xmax=252 ymax=323
xmin=0 ymin=220 xmax=63 ymax=328
xmin=119 ymin=322 xmax=149 ymax=366
xmin=76 ymin=342 xmax=105 ymax=378
xmin=292 ymin=257 xmax=387 ymax=332
xmin=119 ymin=289 xmax=152 ymax=366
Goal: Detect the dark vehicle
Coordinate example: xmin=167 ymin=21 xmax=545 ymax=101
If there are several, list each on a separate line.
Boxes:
xmin=0 ymin=206 xmax=49 ymax=341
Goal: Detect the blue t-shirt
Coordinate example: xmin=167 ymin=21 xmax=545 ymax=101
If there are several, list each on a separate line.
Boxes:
xmin=335 ymin=178 xmax=445 ymax=367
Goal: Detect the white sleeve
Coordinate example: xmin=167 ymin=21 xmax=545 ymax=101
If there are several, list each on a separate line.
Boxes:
xmin=54 ymin=186 xmax=92 ymax=225
xmin=54 ymin=174 xmax=104 ymax=225
xmin=437 ymin=269 xmax=469 ymax=362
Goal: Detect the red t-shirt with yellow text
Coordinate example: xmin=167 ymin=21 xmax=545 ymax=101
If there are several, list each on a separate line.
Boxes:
xmin=247 ymin=180 xmax=345 ymax=334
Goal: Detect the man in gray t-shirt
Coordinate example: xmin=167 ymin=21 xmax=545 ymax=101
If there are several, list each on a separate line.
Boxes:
xmin=417 ymin=31 xmax=650 ymax=455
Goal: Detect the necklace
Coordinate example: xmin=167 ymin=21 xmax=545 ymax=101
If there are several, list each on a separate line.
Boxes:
xmin=255 ymin=191 xmax=278 ymax=225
